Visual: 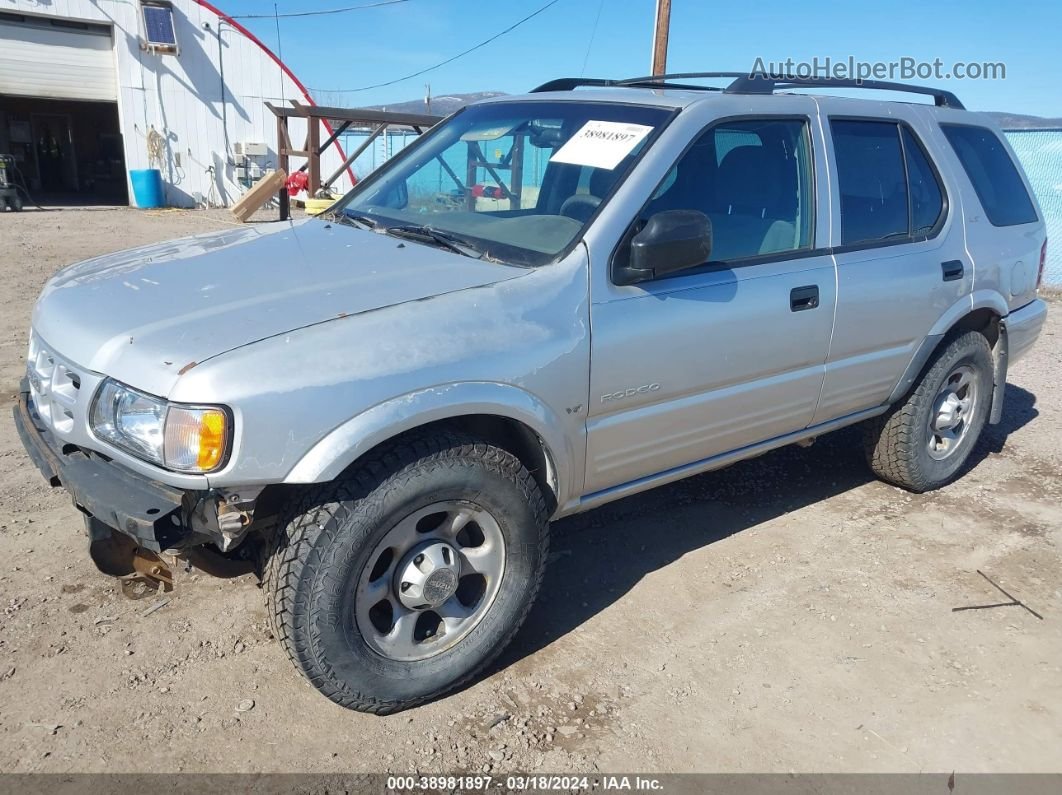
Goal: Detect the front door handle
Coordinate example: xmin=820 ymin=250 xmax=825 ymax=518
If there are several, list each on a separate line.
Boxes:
xmin=941 ymin=260 xmax=965 ymax=281
xmin=790 ymin=285 xmax=819 ymax=312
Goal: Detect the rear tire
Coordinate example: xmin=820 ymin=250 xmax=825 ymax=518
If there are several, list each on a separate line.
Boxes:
xmin=263 ymin=430 xmax=549 ymax=713
xmin=864 ymin=331 xmax=993 ymax=492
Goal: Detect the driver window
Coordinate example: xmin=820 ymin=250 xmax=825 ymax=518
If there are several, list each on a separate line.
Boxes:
xmin=642 ymin=118 xmax=814 ymax=261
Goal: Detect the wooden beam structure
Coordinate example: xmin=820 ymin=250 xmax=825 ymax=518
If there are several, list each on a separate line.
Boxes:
xmin=267 ymin=102 xmax=443 ymax=220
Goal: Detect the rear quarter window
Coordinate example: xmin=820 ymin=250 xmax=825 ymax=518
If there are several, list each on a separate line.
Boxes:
xmin=941 ymin=124 xmax=1038 ymax=227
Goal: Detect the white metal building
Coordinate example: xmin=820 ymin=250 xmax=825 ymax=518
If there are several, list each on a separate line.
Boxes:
xmin=0 ymin=0 xmax=350 ymax=207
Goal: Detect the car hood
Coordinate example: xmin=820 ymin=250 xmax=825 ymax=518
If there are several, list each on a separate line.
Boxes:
xmin=32 ymin=218 xmax=525 ymax=397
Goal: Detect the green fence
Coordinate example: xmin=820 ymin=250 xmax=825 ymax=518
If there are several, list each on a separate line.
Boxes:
xmin=1005 ymin=130 xmax=1062 ymax=285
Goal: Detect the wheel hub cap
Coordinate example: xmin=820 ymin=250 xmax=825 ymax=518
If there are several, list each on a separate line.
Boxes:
xmin=927 ymin=364 xmax=978 ymax=460
xmin=354 ymin=501 xmax=507 ymax=662
xmin=395 ymin=542 xmax=461 ymax=610
xmin=934 ymin=393 xmax=963 ymax=431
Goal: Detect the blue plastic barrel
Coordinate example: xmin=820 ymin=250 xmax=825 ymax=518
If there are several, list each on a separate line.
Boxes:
xmin=129 ymin=168 xmax=165 ymax=208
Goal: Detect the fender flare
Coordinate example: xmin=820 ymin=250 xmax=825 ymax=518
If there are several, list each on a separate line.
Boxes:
xmin=888 ymin=291 xmax=1009 ymax=404
xmin=282 ymin=382 xmax=576 ymax=502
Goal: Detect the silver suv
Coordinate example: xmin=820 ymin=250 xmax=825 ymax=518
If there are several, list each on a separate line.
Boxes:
xmin=15 ymin=73 xmax=1049 ymax=712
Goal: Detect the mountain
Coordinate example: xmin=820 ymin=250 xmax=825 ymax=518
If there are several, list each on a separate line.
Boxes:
xmin=986 ymin=111 xmax=1062 ymax=130
xmin=366 ymin=92 xmax=506 ymax=117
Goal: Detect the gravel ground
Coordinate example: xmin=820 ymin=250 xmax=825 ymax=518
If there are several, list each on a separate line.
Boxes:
xmin=0 ymin=207 xmax=1059 ymax=774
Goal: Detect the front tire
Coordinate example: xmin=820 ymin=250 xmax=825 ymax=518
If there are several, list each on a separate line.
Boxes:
xmin=264 ymin=430 xmax=549 ymax=713
xmin=864 ymin=331 xmax=993 ymax=492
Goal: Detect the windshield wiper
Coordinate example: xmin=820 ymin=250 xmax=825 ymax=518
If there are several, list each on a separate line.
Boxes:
xmin=383 ymin=224 xmax=486 ymax=259
xmin=322 ymin=209 xmax=378 ymax=230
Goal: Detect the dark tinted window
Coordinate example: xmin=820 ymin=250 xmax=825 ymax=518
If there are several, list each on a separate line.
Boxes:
xmin=638 ymin=118 xmax=813 ymax=262
xmin=832 ymin=121 xmax=909 ymax=245
xmin=942 ymin=124 xmax=1037 ymax=226
xmin=903 ymin=128 xmax=944 ymax=236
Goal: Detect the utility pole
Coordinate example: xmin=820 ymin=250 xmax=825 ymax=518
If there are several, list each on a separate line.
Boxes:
xmin=651 ymin=0 xmax=671 ymax=76
xmin=425 ymin=83 xmax=432 ymax=115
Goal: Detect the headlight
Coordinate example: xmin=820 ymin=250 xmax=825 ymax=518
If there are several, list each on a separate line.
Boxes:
xmin=90 ymin=380 xmax=230 ymax=473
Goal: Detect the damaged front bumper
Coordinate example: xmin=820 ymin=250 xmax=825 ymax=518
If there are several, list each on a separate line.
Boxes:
xmin=13 ymin=382 xmax=258 ymax=561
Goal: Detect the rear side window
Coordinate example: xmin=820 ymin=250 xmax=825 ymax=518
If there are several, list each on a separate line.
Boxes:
xmin=828 ymin=119 xmax=947 ymax=245
xmin=832 ymin=121 xmax=909 ymax=245
xmin=831 ymin=120 xmax=945 ymax=246
xmin=903 ymin=128 xmax=944 ymax=236
xmin=941 ymin=124 xmax=1037 ymax=227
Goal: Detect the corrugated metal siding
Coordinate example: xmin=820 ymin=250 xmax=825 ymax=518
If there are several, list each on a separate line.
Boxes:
xmin=0 ymin=18 xmax=117 ymax=101
xmin=5 ymin=0 xmax=349 ymax=207
xmin=1005 ymin=130 xmax=1062 ymax=285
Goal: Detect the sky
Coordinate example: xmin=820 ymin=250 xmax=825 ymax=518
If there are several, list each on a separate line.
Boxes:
xmin=219 ymin=0 xmax=1061 ymax=117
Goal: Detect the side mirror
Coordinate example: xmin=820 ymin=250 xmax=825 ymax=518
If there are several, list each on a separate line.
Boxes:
xmin=616 ymin=210 xmax=712 ymax=285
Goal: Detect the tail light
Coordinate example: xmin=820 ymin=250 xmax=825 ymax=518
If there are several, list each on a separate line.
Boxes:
xmin=1037 ymin=238 xmax=1047 ymax=290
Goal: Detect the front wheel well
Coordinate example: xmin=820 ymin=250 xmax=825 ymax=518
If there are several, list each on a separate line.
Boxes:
xmin=434 ymin=415 xmax=559 ymax=515
xmin=317 ymin=415 xmax=559 ymax=516
xmin=249 ymin=414 xmax=560 ymax=570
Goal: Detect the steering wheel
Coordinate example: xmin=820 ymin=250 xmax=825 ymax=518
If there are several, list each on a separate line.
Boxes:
xmin=559 ymin=194 xmax=602 ymax=222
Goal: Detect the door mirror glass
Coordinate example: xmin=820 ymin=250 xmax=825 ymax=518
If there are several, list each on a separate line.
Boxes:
xmin=617 ymin=210 xmax=713 ymax=284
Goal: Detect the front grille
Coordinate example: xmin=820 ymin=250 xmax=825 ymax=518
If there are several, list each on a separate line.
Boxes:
xmin=27 ymin=332 xmax=86 ymax=436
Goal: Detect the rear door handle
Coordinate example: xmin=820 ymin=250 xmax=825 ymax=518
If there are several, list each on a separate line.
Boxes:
xmin=790 ymin=285 xmax=819 ymax=312
xmin=941 ymin=260 xmax=965 ymax=281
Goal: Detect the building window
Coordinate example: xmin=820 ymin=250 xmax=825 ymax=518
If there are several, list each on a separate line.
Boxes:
xmin=141 ymin=1 xmax=178 ymax=55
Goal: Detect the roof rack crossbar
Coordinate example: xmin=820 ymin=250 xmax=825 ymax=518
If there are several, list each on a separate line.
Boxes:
xmin=530 ymin=72 xmax=964 ymax=110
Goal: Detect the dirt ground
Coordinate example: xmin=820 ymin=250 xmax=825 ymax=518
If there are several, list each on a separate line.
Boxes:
xmin=0 ymin=206 xmax=1059 ymax=775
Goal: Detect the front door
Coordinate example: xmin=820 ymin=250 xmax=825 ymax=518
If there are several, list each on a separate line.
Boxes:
xmin=585 ymin=113 xmax=836 ymax=494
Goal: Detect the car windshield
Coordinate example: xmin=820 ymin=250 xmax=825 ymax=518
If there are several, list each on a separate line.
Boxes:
xmin=331 ymin=101 xmax=674 ymax=266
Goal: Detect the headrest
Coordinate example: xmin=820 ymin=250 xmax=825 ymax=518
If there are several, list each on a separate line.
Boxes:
xmin=716 ymin=145 xmax=783 ymax=212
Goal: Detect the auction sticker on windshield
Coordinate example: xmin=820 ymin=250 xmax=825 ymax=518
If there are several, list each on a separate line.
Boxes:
xmin=550 ymin=120 xmax=653 ymax=169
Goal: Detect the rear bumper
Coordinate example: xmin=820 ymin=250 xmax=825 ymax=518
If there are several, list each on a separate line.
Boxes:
xmin=13 ymin=381 xmax=190 ymax=552
xmin=1008 ymin=298 xmax=1048 ymax=365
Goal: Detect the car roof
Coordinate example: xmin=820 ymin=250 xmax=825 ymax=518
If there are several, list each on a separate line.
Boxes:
xmin=478 ymin=73 xmax=968 ymax=114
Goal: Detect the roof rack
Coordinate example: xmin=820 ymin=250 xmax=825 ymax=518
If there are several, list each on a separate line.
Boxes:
xmin=530 ymin=76 xmax=723 ymax=93
xmin=530 ymin=71 xmax=965 ymax=110
xmin=726 ymin=74 xmax=965 ymax=109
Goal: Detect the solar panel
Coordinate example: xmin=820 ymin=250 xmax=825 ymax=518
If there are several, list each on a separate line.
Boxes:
xmin=143 ymin=4 xmax=177 ymax=47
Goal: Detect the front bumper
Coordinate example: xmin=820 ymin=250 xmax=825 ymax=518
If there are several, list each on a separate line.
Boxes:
xmin=14 ymin=381 xmax=189 ymax=552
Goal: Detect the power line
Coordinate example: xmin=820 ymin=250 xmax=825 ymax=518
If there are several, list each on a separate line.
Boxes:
xmin=309 ymin=0 xmax=563 ymax=94
xmin=580 ymin=0 xmax=605 ymax=77
xmin=231 ymin=0 xmax=411 ymax=20
xmin=273 ymin=3 xmax=286 ymax=103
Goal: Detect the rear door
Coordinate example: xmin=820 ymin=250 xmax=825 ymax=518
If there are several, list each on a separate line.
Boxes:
xmin=584 ymin=103 xmax=836 ymax=495
xmin=812 ymin=105 xmax=970 ymax=424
